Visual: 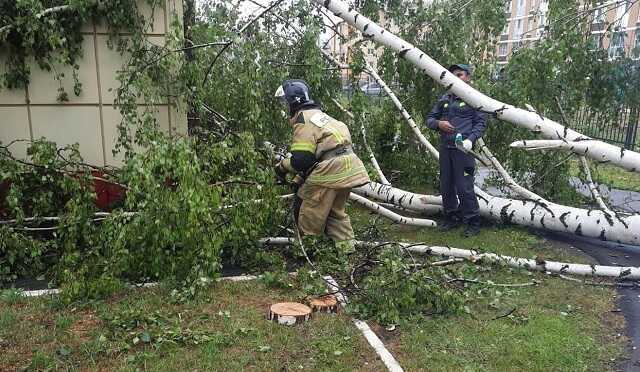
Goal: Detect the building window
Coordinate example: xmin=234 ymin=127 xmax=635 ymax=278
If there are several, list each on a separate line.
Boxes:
xmin=588 ymin=34 xmax=603 ymax=51
xmin=505 ymin=0 xmax=512 ymax=13
xmin=498 ymin=43 xmax=508 ymax=56
xmin=537 ymin=13 xmax=546 ymax=37
xmin=593 ymin=8 xmax=605 ymax=24
xmin=516 ymin=0 xmax=526 ymax=16
xmin=608 ymin=31 xmax=626 ymax=59
xmin=514 ymin=19 xmax=524 ymax=39
xmin=538 ymin=13 xmax=546 ymax=28
xmin=633 ymin=32 xmax=640 ymax=59
xmin=501 ymin=24 xmax=509 ymax=36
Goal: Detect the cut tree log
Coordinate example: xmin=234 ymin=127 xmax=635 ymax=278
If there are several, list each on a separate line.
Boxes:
xmin=268 ymin=302 xmax=312 ymax=325
xmin=354 ymin=182 xmax=640 ymax=246
xmin=313 ymin=0 xmax=640 ymax=173
xmin=309 ymin=295 xmax=339 ymax=313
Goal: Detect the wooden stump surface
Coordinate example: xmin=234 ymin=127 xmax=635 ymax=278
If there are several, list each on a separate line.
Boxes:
xmin=309 ymin=295 xmax=339 ymax=313
xmin=268 ymin=302 xmax=312 ymax=326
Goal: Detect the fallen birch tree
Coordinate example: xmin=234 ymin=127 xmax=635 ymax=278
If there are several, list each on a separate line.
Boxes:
xmin=349 ymin=193 xmax=437 ymax=227
xmin=354 ymin=182 xmax=640 ymax=246
xmin=261 ymin=238 xmax=640 ymax=280
xmin=370 ymin=241 xmax=640 ymax=280
xmin=313 ymin=0 xmax=640 ymax=173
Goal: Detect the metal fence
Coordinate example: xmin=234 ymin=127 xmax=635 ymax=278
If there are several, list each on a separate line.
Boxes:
xmin=573 ymin=106 xmax=639 ymax=151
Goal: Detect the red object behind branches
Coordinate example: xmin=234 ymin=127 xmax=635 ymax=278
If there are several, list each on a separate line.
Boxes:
xmin=91 ymin=171 xmax=126 ymax=211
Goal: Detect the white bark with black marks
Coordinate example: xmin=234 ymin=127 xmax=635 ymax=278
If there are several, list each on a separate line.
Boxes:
xmin=314 ymin=0 xmax=640 ymax=173
xmin=380 ymin=242 xmax=640 ymax=280
xmin=579 ymin=155 xmax=612 ymax=212
xmin=362 ymin=60 xmax=440 ymax=159
xmin=349 ymin=193 xmax=437 ymax=227
xmin=354 ymin=182 xmax=640 ymax=246
xmin=476 ymin=138 xmax=548 ymax=202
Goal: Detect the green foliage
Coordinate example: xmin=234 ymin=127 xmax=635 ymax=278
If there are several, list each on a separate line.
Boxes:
xmin=0 ymin=0 xmax=162 ymax=101
xmin=348 ymin=248 xmax=464 ymax=325
xmin=0 ymin=0 xmax=340 ymax=303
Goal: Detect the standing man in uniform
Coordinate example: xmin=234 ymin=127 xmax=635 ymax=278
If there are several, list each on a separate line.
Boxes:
xmin=274 ymin=79 xmax=370 ymax=252
xmin=426 ymin=64 xmax=487 ymax=237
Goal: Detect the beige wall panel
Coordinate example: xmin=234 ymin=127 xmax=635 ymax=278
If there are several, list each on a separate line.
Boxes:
xmin=102 ymin=105 xmax=171 ymax=166
xmin=0 ymin=52 xmax=28 ymax=104
xmin=96 ymin=35 xmax=166 ymax=105
xmin=95 ymin=1 xmax=166 ymax=34
xmin=30 ymin=106 xmax=104 ymax=165
xmin=80 ymin=20 xmax=95 ymax=34
xmin=169 ymin=104 xmax=188 ymax=135
xmin=28 ymin=37 xmax=100 ymax=104
xmin=0 ymin=107 xmax=31 ymax=159
xmin=170 ymin=0 xmax=184 ymax=23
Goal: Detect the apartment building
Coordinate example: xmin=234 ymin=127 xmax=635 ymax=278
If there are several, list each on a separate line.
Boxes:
xmin=498 ymin=0 xmax=640 ymax=63
xmin=325 ymin=0 xmax=640 ymax=74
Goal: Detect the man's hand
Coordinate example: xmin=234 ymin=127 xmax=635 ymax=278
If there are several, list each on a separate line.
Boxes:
xmin=461 ymin=139 xmax=473 ymax=152
xmin=437 ymin=120 xmax=455 ymax=134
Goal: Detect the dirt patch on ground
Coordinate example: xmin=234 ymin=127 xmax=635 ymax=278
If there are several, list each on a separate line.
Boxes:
xmin=367 ymin=321 xmax=408 ymax=361
xmin=70 ymin=310 xmax=102 ymax=342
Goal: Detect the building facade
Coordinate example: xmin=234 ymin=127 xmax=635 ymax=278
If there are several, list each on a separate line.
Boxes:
xmin=498 ymin=0 xmax=640 ymax=63
xmin=0 ymin=1 xmax=187 ymax=166
xmin=325 ymin=0 xmax=640 ymax=75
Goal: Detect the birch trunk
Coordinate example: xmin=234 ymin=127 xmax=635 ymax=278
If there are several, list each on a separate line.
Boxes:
xmin=476 ymin=138 xmax=548 ymax=202
xmin=579 ymin=155 xmax=612 ymax=212
xmin=378 ymin=242 xmax=640 ymax=280
xmin=362 ymin=60 xmax=440 ymax=159
xmin=349 ymin=193 xmax=436 ymax=227
xmin=313 ymin=0 xmax=640 ymax=173
xmin=354 ymin=182 xmax=640 ymax=246
xmin=260 ymin=238 xmax=640 ymax=280
xmin=330 ymin=98 xmax=391 ymax=185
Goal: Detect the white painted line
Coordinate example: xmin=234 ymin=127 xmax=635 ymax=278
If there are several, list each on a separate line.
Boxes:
xmin=23 ymin=288 xmax=60 ymax=297
xmin=16 ymin=274 xmax=263 ymax=298
xmin=324 ymin=276 xmax=404 ymax=372
xmin=217 ymin=274 xmax=260 ymax=282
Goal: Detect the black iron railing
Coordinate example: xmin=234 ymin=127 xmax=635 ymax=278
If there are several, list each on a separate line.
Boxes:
xmin=572 ymin=106 xmax=639 ymax=151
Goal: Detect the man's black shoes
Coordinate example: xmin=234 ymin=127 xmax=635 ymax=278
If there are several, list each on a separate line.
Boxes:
xmin=463 ymin=224 xmax=481 ymax=237
xmin=439 ymin=218 xmax=461 ymax=231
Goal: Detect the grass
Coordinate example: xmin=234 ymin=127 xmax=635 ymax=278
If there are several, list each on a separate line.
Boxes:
xmin=0 ymin=282 xmax=385 ymax=371
xmin=351 ymin=209 xmax=628 ymax=371
xmin=569 ymin=158 xmax=640 ymax=193
xmin=0 ymin=212 xmax=629 ymax=371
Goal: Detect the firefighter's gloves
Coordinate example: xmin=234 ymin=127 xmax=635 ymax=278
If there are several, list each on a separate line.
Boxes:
xmin=290 ymin=175 xmax=304 ymax=193
xmin=274 ymin=162 xmax=289 ymax=185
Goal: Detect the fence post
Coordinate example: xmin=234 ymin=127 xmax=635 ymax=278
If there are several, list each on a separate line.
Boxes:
xmin=624 ymin=108 xmax=639 ymax=151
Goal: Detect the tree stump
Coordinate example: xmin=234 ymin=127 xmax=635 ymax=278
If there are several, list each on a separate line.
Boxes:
xmin=309 ymin=295 xmax=339 ymax=313
xmin=268 ymin=302 xmax=312 ymax=326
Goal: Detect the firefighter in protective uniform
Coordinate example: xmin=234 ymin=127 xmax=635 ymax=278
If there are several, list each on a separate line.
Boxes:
xmin=274 ymin=79 xmax=370 ymax=252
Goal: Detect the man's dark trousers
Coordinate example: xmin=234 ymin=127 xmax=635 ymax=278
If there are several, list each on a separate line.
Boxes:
xmin=439 ymin=144 xmax=480 ymax=223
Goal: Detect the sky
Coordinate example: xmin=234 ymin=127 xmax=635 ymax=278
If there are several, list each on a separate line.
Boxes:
xmin=195 ymin=0 xmax=343 ymax=44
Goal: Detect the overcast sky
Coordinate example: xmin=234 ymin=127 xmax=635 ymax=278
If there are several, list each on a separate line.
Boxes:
xmin=196 ymin=0 xmax=342 ymax=44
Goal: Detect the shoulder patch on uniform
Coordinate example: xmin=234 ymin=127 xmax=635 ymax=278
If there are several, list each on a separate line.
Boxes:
xmin=459 ymin=102 xmax=466 ymax=107
xmin=309 ymin=113 xmax=332 ymax=128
